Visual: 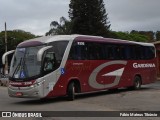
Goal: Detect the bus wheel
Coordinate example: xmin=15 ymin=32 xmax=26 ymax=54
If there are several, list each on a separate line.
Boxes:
xmin=133 ymin=76 xmax=142 ymax=90
xmin=0 ymin=81 xmax=3 ymax=86
xmin=67 ymin=82 xmax=75 ymax=101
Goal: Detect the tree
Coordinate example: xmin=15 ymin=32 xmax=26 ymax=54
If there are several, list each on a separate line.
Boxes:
xmin=46 ymin=17 xmax=72 ymax=36
xmin=0 ymin=30 xmax=36 ymax=66
xmin=110 ymin=31 xmax=149 ymax=42
xmin=0 ymin=30 xmax=36 ymax=51
xmin=156 ymin=31 xmax=160 ymax=41
xmin=131 ymin=30 xmax=154 ymax=42
xmin=69 ymin=0 xmax=110 ymax=36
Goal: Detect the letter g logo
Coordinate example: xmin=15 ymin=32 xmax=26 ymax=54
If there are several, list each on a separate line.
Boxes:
xmin=88 ymin=61 xmax=127 ymax=89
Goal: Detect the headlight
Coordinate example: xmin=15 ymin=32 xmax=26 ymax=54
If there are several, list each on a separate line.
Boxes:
xmin=30 ymin=80 xmax=45 ymax=88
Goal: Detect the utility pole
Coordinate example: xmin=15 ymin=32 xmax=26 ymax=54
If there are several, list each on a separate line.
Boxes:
xmin=4 ymin=22 xmax=8 ymax=75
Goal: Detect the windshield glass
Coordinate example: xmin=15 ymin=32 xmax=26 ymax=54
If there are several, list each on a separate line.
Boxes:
xmin=9 ymin=45 xmax=45 ymax=79
xmin=9 ymin=41 xmax=69 ymax=80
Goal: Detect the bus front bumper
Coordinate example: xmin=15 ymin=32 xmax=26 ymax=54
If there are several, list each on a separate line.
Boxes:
xmin=8 ymin=84 xmax=44 ymax=98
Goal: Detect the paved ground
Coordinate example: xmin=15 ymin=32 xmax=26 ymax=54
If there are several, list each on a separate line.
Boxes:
xmin=0 ymin=81 xmax=160 ymax=120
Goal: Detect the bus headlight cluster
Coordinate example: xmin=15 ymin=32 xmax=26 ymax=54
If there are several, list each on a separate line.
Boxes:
xmin=30 ymin=80 xmax=45 ymax=88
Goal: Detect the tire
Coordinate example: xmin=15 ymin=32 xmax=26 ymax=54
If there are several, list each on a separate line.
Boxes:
xmin=67 ymin=82 xmax=75 ymax=101
xmin=5 ymin=81 xmax=9 ymax=87
xmin=133 ymin=76 xmax=142 ymax=90
xmin=0 ymin=81 xmax=3 ymax=86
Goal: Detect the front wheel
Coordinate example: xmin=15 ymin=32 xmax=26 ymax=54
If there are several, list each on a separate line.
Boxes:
xmin=0 ymin=81 xmax=3 ymax=86
xmin=67 ymin=82 xmax=75 ymax=101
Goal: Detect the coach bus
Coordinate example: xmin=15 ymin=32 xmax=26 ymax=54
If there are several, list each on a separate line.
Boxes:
xmin=2 ymin=35 xmax=156 ymax=100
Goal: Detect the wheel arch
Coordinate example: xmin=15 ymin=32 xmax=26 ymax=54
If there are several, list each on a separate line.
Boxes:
xmin=67 ymin=78 xmax=81 ymax=93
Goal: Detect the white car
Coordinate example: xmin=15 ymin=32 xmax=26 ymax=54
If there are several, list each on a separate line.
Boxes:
xmin=0 ymin=74 xmax=9 ymax=86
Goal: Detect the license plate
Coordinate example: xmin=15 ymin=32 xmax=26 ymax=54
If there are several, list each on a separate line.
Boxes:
xmin=16 ymin=92 xmax=23 ymax=96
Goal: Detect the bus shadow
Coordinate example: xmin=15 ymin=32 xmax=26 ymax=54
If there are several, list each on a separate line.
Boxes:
xmin=13 ymin=96 xmax=67 ymax=105
xmin=14 ymin=87 xmax=153 ymax=105
xmin=75 ymin=87 xmax=152 ymax=100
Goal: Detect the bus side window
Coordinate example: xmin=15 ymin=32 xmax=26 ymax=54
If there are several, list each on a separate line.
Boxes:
xmin=68 ymin=43 xmax=76 ymax=60
xmin=114 ymin=45 xmax=125 ymax=60
xmin=43 ymin=52 xmax=55 ymax=73
xmin=135 ymin=46 xmax=142 ymax=60
xmin=144 ymin=46 xmax=155 ymax=60
xmin=49 ymin=41 xmax=68 ymax=67
xmin=87 ymin=43 xmax=100 ymax=60
xmin=106 ymin=45 xmax=114 ymax=60
xmin=68 ymin=42 xmax=88 ymax=60
xmin=124 ymin=46 xmax=130 ymax=60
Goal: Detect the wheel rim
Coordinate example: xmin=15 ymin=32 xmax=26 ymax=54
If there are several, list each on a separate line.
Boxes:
xmin=72 ymin=85 xmax=75 ymax=97
xmin=136 ymin=81 xmax=140 ymax=88
xmin=73 ymin=86 xmax=75 ymax=92
xmin=135 ymin=78 xmax=141 ymax=89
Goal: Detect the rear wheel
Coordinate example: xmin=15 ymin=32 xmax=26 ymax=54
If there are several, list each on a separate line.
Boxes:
xmin=132 ymin=76 xmax=142 ymax=90
xmin=67 ymin=82 xmax=75 ymax=101
xmin=128 ymin=76 xmax=142 ymax=90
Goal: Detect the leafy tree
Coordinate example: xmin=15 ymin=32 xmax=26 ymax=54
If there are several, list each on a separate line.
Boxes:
xmin=110 ymin=31 xmax=149 ymax=42
xmin=69 ymin=0 xmax=110 ymax=36
xmin=0 ymin=30 xmax=36 ymax=51
xmin=156 ymin=31 xmax=160 ymax=41
xmin=0 ymin=30 xmax=36 ymax=66
xmin=131 ymin=30 xmax=154 ymax=42
xmin=46 ymin=17 xmax=72 ymax=36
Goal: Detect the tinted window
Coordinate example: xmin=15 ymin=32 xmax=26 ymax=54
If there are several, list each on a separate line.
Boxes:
xmin=144 ymin=46 xmax=155 ymax=59
xmin=69 ymin=41 xmax=155 ymax=60
xmin=87 ymin=42 xmax=104 ymax=60
xmin=68 ymin=42 xmax=88 ymax=60
xmin=48 ymin=41 xmax=69 ymax=61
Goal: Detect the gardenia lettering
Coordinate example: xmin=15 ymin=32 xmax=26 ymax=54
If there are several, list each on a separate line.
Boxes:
xmin=133 ymin=63 xmax=155 ymax=68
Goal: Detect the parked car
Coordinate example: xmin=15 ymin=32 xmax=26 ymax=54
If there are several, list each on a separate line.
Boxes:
xmin=0 ymin=74 xmax=9 ymax=86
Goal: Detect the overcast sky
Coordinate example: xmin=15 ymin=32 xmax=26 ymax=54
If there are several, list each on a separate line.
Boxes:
xmin=0 ymin=0 xmax=160 ymax=36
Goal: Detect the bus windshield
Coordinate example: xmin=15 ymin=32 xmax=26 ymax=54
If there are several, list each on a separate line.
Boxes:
xmin=9 ymin=41 xmax=69 ymax=80
xmin=9 ymin=45 xmax=45 ymax=79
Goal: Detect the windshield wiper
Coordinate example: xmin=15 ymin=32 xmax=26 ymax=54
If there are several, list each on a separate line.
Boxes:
xmin=21 ymin=56 xmax=28 ymax=78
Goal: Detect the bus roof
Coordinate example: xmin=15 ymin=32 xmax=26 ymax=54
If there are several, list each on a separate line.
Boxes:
xmin=18 ymin=35 xmax=154 ymax=47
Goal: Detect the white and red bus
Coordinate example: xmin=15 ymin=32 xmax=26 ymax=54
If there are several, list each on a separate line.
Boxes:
xmin=2 ymin=35 xmax=156 ymax=100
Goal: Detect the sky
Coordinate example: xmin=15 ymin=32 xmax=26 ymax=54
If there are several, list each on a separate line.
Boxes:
xmin=0 ymin=0 xmax=160 ymax=36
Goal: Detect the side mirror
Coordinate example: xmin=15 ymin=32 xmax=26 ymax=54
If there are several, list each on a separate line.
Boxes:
xmin=2 ymin=50 xmax=15 ymax=64
xmin=37 ymin=46 xmax=52 ymax=61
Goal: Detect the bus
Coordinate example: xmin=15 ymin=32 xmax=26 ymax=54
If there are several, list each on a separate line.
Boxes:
xmin=2 ymin=35 xmax=156 ymax=100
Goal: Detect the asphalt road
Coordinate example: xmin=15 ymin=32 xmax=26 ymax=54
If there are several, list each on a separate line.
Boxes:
xmin=0 ymin=81 xmax=160 ymax=120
